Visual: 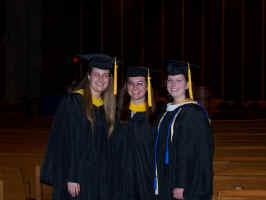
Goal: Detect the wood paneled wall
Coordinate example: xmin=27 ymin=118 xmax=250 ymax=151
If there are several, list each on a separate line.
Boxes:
xmin=0 ymin=0 xmax=6 ymax=100
xmin=0 ymin=0 xmax=265 ymax=100
xmin=79 ymin=0 xmax=265 ymax=100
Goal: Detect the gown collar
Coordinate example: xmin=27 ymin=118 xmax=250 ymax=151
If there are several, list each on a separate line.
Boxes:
xmin=73 ymin=89 xmax=104 ymax=107
xmin=129 ymin=101 xmax=146 ymax=112
xmin=166 ymin=99 xmax=197 ymax=112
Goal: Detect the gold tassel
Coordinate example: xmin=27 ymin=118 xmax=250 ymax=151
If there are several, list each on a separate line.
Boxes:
xmin=147 ymin=68 xmax=152 ymax=107
xmin=114 ymin=57 xmax=118 ymax=95
xmin=188 ymin=62 xmax=194 ymax=100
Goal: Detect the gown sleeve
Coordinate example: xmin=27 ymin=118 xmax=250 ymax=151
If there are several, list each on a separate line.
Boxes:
xmin=40 ymin=94 xmax=85 ymax=186
xmin=110 ymin=121 xmax=128 ymax=199
xmin=171 ymin=105 xmax=214 ymax=196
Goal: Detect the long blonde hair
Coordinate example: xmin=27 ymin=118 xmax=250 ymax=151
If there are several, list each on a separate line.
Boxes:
xmin=76 ymin=71 xmax=116 ymax=136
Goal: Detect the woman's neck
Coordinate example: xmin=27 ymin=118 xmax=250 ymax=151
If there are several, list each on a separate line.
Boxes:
xmin=90 ymin=88 xmax=101 ymax=99
xmin=173 ymin=96 xmax=186 ymax=105
xmin=131 ymin=99 xmax=145 ymax=106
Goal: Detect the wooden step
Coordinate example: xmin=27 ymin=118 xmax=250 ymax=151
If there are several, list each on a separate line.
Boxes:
xmin=217 ymin=190 xmax=266 ymax=200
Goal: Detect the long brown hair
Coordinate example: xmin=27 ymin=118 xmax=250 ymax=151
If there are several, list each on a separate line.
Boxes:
xmin=75 ymin=71 xmax=116 ymax=136
xmin=118 ymin=80 xmax=156 ymax=125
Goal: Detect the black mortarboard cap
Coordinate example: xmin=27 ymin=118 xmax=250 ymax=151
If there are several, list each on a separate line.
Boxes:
xmin=77 ymin=53 xmax=114 ymax=70
xmin=166 ymin=60 xmax=187 ymax=76
xmin=127 ymin=66 xmax=147 ymax=77
xmin=166 ymin=60 xmax=200 ymax=77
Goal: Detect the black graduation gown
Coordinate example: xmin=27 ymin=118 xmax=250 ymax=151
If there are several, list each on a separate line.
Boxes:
xmin=154 ymin=103 xmax=214 ymax=200
xmin=112 ymin=112 xmax=154 ymax=200
xmin=40 ymin=93 xmax=111 ymax=200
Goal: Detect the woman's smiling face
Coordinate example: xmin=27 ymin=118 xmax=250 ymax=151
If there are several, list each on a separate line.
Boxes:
xmin=127 ymin=76 xmax=147 ymax=105
xmin=167 ymin=74 xmax=188 ymax=103
xmin=88 ymin=67 xmax=110 ymax=97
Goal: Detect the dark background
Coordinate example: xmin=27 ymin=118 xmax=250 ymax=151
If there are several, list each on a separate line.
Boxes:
xmin=0 ymin=0 xmax=265 ymax=104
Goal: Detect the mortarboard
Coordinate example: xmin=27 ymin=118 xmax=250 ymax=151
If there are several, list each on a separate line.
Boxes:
xmin=166 ymin=60 xmax=187 ymax=76
xmin=127 ymin=66 xmax=147 ymax=77
xmin=77 ymin=53 xmax=114 ymax=70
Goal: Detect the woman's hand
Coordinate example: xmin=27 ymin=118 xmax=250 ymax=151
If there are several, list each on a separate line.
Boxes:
xmin=172 ymin=187 xmax=184 ymax=199
xmin=67 ymin=182 xmax=80 ymax=197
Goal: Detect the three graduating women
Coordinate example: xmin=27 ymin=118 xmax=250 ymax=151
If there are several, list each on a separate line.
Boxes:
xmin=41 ymin=56 xmax=213 ymax=200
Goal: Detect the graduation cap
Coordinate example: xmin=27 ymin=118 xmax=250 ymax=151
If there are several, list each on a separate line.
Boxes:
xmin=127 ymin=66 xmax=147 ymax=77
xmin=126 ymin=66 xmax=152 ymax=107
xmin=166 ymin=60 xmax=200 ymax=100
xmin=167 ymin=60 xmax=186 ymax=75
xmin=75 ymin=53 xmax=119 ymax=95
xmin=77 ymin=53 xmax=114 ymax=70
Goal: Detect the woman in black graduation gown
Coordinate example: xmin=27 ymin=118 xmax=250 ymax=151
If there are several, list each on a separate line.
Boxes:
xmin=40 ymin=54 xmax=117 ymax=200
xmin=112 ymin=66 xmax=156 ymax=200
xmin=154 ymin=60 xmax=214 ymax=200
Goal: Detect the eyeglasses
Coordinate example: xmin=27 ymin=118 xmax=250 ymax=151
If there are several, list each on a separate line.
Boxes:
xmin=91 ymin=72 xmax=110 ymax=80
xmin=166 ymin=79 xmax=185 ymax=84
xmin=127 ymin=81 xmax=146 ymax=88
